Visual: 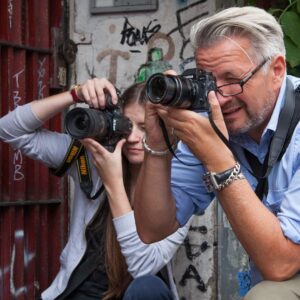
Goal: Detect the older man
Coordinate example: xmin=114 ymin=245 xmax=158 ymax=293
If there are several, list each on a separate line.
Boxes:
xmin=135 ymin=6 xmax=300 ymax=299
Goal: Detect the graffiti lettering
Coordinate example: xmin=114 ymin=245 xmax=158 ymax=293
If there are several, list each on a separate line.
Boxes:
xmin=120 ymin=17 xmax=161 ymax=47
xmin=12 ymin=69 xmax=24 ymax=91
xmin=166 ymin=0 xmax=209 ymax=61
xmin=183 ymin=236 xmax=201 ymax=260
xmin=13 ymin=150 xmax=24 ymax=181
xmin=179 ymin=264 xmax=206 ymax=292
xmin=13 ymin=91 xmax=22 ymax=107
xmin=189 ymin=225 xmax=208 ymax=234
xmin=11 ymin=230 xmax=36 ymax=296
xmin=97 ymin=49 xmax=130 ymax=85
xmin=148 ymin=32 xmax=175 ymax=61
xmin=37 ymin=57 xmax=46 ymax=99
xmin=7 ymin=0 xmax=13 ymax=29
xmin=12 ymin=70 xmax=25 ymax=181
xmin=0 ymin=230 xmax=36 ymax=297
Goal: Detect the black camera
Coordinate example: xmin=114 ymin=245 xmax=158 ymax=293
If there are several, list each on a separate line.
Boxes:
xmin=64 ymin=94 xmax=132 ymax=148
xmin=146 ymin=68 xmax=217 ymax=111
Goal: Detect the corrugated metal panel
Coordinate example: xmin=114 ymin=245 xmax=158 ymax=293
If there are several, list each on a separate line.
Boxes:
xmin=0 ymin=1 xmax=68 ymax=299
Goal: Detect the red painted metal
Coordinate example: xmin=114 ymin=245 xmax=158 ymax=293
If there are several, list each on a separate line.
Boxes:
xmin=0 ymin=1 xmax=69 ymax=299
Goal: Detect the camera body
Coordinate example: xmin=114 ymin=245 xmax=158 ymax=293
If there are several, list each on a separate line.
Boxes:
xmin=64 ymin=94 xmax=132 ymax=149
xmin=146 ymin=68 xmax=217 ymax=111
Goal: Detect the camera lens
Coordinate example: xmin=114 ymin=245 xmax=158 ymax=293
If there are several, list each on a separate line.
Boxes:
xmin=146 ymin=73 xmax=196 ymax=108
xmin=148 ymin=76 xmax=166 ymax=100
xmin=65 ymin=107 xmax=108 ymax=140
xmin=75 ymin=115 xmax=89 ymax=130
xmin=146 ymin=74 xmax=178 ymax=104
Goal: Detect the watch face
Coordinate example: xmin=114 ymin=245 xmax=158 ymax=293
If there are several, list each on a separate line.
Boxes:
xmin=203 ymin=172 xmax=216 ymax=193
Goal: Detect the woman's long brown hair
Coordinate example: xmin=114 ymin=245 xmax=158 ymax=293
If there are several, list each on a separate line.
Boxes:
xmin=102 ymin=82 xmax=147 ymax=300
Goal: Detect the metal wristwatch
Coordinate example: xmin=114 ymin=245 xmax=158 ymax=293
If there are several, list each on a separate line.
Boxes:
xmin=203 ymin=162 xmax=245 ymax=192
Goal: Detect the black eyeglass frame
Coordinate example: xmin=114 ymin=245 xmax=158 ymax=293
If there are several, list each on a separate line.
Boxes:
xmin=215 ymin=58 xmax=269 ymax=97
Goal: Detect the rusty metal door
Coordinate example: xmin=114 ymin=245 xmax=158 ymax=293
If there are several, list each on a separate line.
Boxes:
xmin=0 ymin=1 xmax=69 ymax=299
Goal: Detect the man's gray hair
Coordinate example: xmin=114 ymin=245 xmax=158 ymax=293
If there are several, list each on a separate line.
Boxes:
xmin=190 ymin=6 xmax=285 ymax=62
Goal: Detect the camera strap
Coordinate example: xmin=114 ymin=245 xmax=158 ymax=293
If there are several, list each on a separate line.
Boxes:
xmin=159 ymin=118 xmax=201 ymax=166
xmin=243 ymin=80 xmax=300 ymax=200
xmin=50 ymin=139 xmax=83 ymax=176
xmin=50 ymin=139 xmax=104 ymax=200
xmin=75 ymin=146 xmax=105 ymax=200
xmin=162 ymin=78 xmax=300 ymax=200
xmin=210 ymin=79 xmax=300 ymax=200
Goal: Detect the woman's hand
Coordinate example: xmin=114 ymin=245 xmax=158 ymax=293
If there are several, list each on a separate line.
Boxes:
xmin=80 ymin=138 xmax=126 ymax=189
xmin=76 ymin=78 xmax=118 ymax=109
xmin=82 ymin=138 xmax=133 ymax=217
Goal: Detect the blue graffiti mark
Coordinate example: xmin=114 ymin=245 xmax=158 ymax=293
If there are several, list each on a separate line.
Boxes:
xmin=177 ymin=0 xmax=188 ymax=4
xmin=237 ymin=271 xmax=251 ymax=297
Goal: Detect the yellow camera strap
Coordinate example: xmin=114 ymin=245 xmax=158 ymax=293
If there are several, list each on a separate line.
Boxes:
xmin=75 ymin=146 xmax=105 ymax=200
xmin=50 ymin=139 xmax=83 ymax=176
xmin=50 ymin=139 xmax=104 ymax=200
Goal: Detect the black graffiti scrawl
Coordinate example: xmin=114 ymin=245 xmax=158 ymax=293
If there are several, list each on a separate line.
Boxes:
xmin=120 ymin=17 xmax=161 ymax=47
xmin=179 ymin=264 xmax=207 ymax=292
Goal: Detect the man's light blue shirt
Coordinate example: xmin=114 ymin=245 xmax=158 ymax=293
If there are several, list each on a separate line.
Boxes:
xmin=171 ymin=75 xmax=300 ymax=285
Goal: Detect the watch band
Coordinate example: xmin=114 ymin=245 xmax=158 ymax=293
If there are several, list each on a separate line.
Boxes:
xmin=69 ymin=84 xmax=82 ymax=103
xmin=203 ymin=162 xmax=245 ymax=192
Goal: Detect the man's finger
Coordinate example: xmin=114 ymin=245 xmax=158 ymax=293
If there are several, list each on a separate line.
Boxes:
xmin=208 ymin=91 xmax=223 ymax=123
xmin=163 ymin=69 xmax=177 ymax=76
xmin=208 ymin=91 xmax=228 ymax=139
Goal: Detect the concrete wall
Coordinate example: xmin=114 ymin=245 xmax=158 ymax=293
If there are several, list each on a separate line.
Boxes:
xmin=69 ymin=1 xmax=247 ymax=299
xmin=70 ymin=0 xmax=215 ymax=89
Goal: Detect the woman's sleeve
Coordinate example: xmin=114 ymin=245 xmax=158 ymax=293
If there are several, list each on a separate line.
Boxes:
xmin=113 ymin=210 xmax=192 ymax=278
xmin=0 ymin=103 xmax=72 ymax=168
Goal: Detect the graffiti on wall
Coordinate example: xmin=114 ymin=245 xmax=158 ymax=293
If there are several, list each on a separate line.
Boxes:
xmin=12 ymin=69 xmax=25 ymax=181
xmin=120 ymin=17 xmax=161 ymax=50
xmin=94 ymin=0 xmax=211 ymax=86
xmin=97 ymin=49 xmax=130 ymax=84
xmin=38 ymin=57 xmax=47 ymax=99
xmin=0 ymin=230 xmax=36 ymax=297
xmin=7 ymin=0 xmax=13 ymax=29
xmin=175 ymin=223 xmax=212 ymax=298
xmin=180 ymin=265 xmax=207 ymax=293
xmin=166 ymin=0 xmax=210 ymax=71
xmin=10 ymin=57 xmax=46 ymax=182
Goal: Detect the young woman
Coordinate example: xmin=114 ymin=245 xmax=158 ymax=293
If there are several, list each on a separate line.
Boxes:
xmin=0 ymin=78 xmax=192 ymax=300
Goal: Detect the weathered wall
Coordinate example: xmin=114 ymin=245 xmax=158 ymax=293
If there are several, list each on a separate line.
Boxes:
xmin=70 ymin=1 xmax=248 ymax=299
xmin=70 ymin=1 xmax=217 ymax=299
xmin=0 ymin=1 xmax=68 ymax=299
xmin=70 ymin=0 xmax=215 ymax=89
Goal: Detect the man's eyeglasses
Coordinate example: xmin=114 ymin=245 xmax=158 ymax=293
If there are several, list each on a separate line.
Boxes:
xmin=216 ymin=58 xmax=269 ymax=97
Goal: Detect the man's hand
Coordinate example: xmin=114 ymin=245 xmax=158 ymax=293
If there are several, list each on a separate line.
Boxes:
xmin=157 ymin=91 xmax=235 ymax=171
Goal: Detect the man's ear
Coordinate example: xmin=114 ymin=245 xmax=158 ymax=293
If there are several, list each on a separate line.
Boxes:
xmin=270 ymin=55 xmax=286 ymax=88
